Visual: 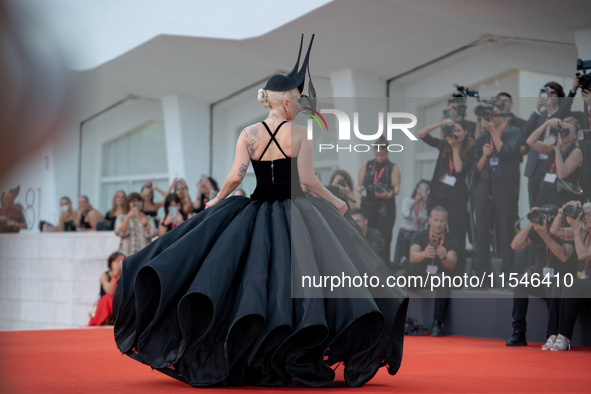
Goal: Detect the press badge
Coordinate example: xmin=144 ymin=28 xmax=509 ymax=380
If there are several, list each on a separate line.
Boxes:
xmin=544 ymin=173 xmax=557 ymax=183
xmin=577 ymin=271 xmax=588 ymax=280
xmin=489 ymin=157 xmax=499 ymax=166
xmin=426 ymin=264 xmax=438 ymax=275
xmin=442 ymin=175 xmax=457 ymax=186
xmin=539 ymin=153 xmax=549 ymax=160
xmin=543 ymin=267 xmax=554 ymax=278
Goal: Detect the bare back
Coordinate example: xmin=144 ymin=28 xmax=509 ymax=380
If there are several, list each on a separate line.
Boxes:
xmin=241 ymin=118 xmax=306 ymax=162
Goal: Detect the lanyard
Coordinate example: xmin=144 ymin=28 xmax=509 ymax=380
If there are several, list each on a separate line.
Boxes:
xmin=587 ymin=109 xmax=590 ymax=129
xmin=490 ymin=123 xmax=506 ymax=156
xmin=373 ymin=164 xmax=386 ymax=185
xmin=550 ymin=161 xmax=556 ymax=173
xmin=415 ymin=203 xmax=421 ymax=229
xmin=2 ymin=206 xmax=13 ymax=219
xmin=448 ymin=159 xmax=454 ymax=175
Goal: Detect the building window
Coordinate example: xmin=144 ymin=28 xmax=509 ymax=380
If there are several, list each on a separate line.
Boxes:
xmin=99 ymin=121 xmax=168 ymax=214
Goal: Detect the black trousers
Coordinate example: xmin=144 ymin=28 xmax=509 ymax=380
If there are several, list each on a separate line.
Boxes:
xmin=393 ymin=228 xmax=415 ymax=267
xmin=361 ymin=200 xmax=396 ymax=264
xmin=527 ymin=163 xmax=547 ymax=209
xmin=473 ymin=180 xmax=519 ymax=275
xmin=512 ymin=282 xmax=551 ymax=335
xmin=558 ymin=279 xmax=591 ymax=340
xmin=399 ymin=269 xmax=451 ymax=323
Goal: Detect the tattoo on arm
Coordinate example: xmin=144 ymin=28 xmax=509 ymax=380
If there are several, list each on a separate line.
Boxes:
xmin=237 ymin=164 xmax=247 ymax=178
xmin=244 ymin=126 xmax=260 ymax=157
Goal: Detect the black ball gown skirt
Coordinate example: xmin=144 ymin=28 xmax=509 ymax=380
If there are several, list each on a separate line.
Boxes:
xmin=113 ymin=195 xmax=408 ymax=387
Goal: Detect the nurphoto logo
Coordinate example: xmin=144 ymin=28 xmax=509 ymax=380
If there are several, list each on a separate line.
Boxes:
xmin=306 ymin=109 xmax=418 ymax=153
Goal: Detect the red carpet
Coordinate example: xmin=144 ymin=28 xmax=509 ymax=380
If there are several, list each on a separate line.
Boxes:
xmin=1 ymin=328 xmax=589 ymax=393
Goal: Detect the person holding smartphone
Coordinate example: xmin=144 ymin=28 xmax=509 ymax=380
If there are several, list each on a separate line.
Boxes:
xmin=114 ymin=192 xmax=157 ymax=256
xmin=158 ymin=193 xmax=184 ymax=236
xmin=408 ymin=206 xmax=460 ymax=336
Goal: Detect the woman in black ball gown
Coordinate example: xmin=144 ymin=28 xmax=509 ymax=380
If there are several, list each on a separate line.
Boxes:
xmin=113 ymin=35 xmax=408 ymax=388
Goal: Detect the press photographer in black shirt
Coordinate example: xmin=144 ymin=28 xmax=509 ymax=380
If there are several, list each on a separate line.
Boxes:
xmin=506 ymin=206 xmax=577 ymax=348
xmin=473 ymin=98 xmax=523 ymax=278
xmin=408 ymin=206 xmax=460 ymax=337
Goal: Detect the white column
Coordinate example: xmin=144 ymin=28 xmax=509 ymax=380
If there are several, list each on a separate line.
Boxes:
xmin=162 ymin=95 xmax=210 ymax=197
xmin=329 ymin=68 xmax=388 ymax=182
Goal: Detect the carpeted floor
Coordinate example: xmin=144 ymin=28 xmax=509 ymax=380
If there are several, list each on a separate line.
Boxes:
xmin=1 ymin=328 xmax=589 ymax=393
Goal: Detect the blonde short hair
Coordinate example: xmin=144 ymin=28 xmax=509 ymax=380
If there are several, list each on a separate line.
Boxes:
xmin=258 ymin=88 xmax=299 ymax=109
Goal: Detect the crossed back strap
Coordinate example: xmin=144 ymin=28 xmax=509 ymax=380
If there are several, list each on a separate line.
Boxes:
xmin=258 ymin=121 xmax=289 ymax=161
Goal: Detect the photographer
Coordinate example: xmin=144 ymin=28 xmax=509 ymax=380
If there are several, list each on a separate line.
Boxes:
xmin=408 ymin=206 xmax=460 ymax=337
xmin=474 ymin=93 xmax=527 ymax=141
xmin=393 ymin=180 xmax=430 ymax=267
xmin=328 ymin=169 xmax=360 ymax=210
xmin=440 ymin=98 xmax=477 ymax=139
xmin=417 ymin=119 xmax=474 ymax=274
xmin=115 ymin=192 xmax=157 ymax=256
xmin=526 ymin=117 xmax=583 ymax=207
xmin=566 ymin=75 xmax=591 ymax=202
xmin=357 ymin=135 xmax=401 ymax=264
xmin=506 ymin=206 xmax=577 ymax=348
xmin=522 ymin=82 xmax=571 ymax=208
xmin=473 ymin=98 xmax=523 ymax=278
xmin=549 ymin=201 xmax=591 ymax=351
xmin=350 ymin=208 xmax=386 ymax=263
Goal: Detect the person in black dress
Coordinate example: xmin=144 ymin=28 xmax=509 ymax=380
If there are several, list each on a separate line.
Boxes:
xmin=526 ymin=116 xmax=583 ymax=207
xmin=113 ymin=35 xmax=408 ymax=388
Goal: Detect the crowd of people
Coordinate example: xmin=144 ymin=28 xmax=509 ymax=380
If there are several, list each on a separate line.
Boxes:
xmin=317 ymin=78 xmax=591 ymax=344
xmin=5 ymin=75 xmax=590 ymax=348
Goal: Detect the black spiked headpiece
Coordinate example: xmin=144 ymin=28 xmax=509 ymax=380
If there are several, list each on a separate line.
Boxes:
xmin=263 ymin=34 xmax=316 ymax=97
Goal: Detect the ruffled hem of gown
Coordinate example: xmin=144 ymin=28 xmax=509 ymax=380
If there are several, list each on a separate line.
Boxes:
xmin=113 ymin=196 xmax=408 ymax=387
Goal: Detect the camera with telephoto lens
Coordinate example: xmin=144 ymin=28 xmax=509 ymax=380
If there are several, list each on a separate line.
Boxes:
xmin=442 ymin=123 xmax=456 ymax=138
xmin=576 ymin=59 xmax=591 ymax=91
xmin=337 ymin=178 xmax=348 ymax=188
xmin=448 ymin=84 xmax=480 ymax=122
xmin=545 ymin=126 xmax=570 ymax=146
xmin=474 ymin=102 xmax=495 ymax=121
xmin=442 ymin=108 xmax=456 ymax=137
xmin=563 ymin=205 xmax=582 ymax=219
xmin=527 ymin=206 xmax=559 ymax=225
